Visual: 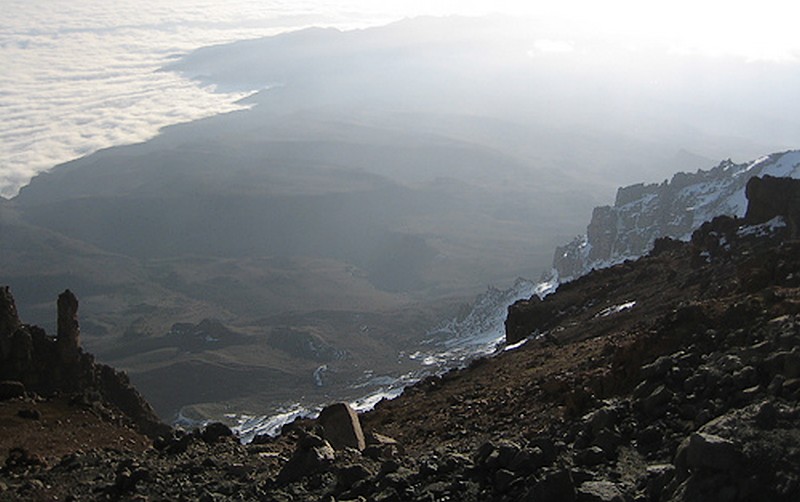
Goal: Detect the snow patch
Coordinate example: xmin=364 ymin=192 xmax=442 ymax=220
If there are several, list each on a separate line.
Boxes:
xmin=504 ymin=338 xmax=529 ymax=351
xmin=232 ymin=405 xmax=316 ymax=444
xmin=737 ymin=216 xmax=787 ymax=237
xmin=595 ymin=301 xmax=636 ymax=318
xmin=349 ymin=387 xmax=405 ymax=413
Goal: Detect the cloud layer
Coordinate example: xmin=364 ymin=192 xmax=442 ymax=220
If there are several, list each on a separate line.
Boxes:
xmin=0 ymin=0 xmax=409 ymax=198
xmin=3 ymin=1 xmax=799 ymax=198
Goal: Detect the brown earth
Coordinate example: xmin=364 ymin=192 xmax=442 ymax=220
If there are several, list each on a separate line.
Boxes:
xmin=0 ymin=396 xmax=150 ymax=466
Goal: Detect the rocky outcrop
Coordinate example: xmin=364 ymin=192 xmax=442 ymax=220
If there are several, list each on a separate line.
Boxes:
xmin=554 ymin=151 xmax=800 ymax=281
xmin=512 ymin=174 xmax=800 ymax=346
xmin=0 ymin=287 xmax=20 ymax=339
xmin=0 ymin=287 xmax=168 ymax=438
xmin=744 ymin=174 xmax=800 ymax=236
xmin=56 ymin=289 xmax=80 ymax=362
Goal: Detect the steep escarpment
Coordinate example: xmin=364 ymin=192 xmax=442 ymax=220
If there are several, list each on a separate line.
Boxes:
xmin=554 ymin=150 xmax=800 ymax=280
xmin=420 ymin=152 xmax=800 ymax=378
xmin=2 ymin=176 xmax=799 ymax=501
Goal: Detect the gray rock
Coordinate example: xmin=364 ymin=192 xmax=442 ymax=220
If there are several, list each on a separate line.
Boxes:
xmin=717 ymin=354 xmax=744 ymax=373
xmin=641 ymin=355 xmax=674 ymax=379
xmin=318 ymin=402 xmax=366 ymax=451
xmin=0 ymin=286 xmax=21 ymax=339
xmin=438 ymin=452 xmax=473 ymax=474
xmin=363 ymin=432 xmax=402 ymax=459
xmin=56 ymin=289 xmax=81 ymax=358
xmin=768 ymin=374 xmax=785 ymax=395
xmin=496 ymin=441 xmax=522 ymax=469
xmin=508 ymin=446 xmax=551 ymax=473
xmin=474 ymin=441 xmax=500 ymax=471
xmin=635 ymin=425 xmax=663 ymax=448
xmin=786 ymin=350 xmax=800 ymax=379
xmin=583 ymin=405 xmax=619 ymax=435
xmin=754 ymin=400 xmax=778 ymax=429
xmin=592 ymin=431 xmax=622 ymax=456
xmin=576 ymin=481 xmax=624 ymax=502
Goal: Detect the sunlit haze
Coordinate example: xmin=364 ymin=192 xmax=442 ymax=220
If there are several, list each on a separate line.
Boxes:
xmin=1 ymin=0 xmax=799 ymax=197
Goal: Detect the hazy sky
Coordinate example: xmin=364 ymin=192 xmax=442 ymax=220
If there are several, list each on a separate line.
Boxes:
xmin=1 ymin=0 xmax=799 ymax=198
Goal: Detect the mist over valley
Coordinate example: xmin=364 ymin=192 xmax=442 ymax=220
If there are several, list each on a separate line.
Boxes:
xmin=3 ymin=13 xmax=800 ymax=427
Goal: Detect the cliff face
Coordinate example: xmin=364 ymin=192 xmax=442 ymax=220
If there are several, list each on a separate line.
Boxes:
xmin=0 ymin=287 xmax=168 ymax=438
xmin=554 ymin=151 xmax=800 ymax=280
xmin=511 ymin=173 xmax=800 ymax=346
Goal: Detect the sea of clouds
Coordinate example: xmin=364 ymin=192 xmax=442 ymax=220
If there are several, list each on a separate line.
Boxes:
xmin=0 ymin=0 xmax=469 ymax=198
xmin=3 ymin=0 xmax=797 ymax=199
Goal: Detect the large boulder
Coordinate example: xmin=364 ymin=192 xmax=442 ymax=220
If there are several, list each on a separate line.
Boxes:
xmin=745 ymin=175 xmax=800 ymax=236
xmin=675 ymin=432 xmax=741 ymax=472
xmin=318 ymin=402 xmax=366 ymax=451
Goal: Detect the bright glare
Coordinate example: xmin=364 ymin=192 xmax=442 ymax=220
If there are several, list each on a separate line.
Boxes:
xmin=389 ymin=0 xmax=800 ymax=61
xmin=2 ymin=0 xmax=799 ymax=198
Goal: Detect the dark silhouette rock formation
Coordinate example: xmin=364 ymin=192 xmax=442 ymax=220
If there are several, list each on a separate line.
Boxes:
xmin=0 ymin=286 xmax=20 ymax=339
xmin=56 ymin=289 xmax=80 ymax=362
xmin=0 ymin=287 xmax=169 ymax=438
xmin=745 ymin=174 xmax=800 ymax=236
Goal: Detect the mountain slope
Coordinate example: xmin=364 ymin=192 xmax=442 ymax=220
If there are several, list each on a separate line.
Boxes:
xmin=3 ymin=176 xmax=799 ymax=501
xmin=412 ymin=150 xmax=800 ymax=375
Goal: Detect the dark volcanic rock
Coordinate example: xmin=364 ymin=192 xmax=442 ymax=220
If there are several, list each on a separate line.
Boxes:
xmin=745 ymin=175 xmax=800 ymax=235
xmin=201 ymin=422 xmax=234 ymax=443
xmin=277 ymin=434 xmax=335 ymax=484
xmin=0 ymin=380 xmax=25 ymax=400
xmin=0 ymin=286 xmax=21 ymax=340
xmin=56 ymin=289 xmax=80 ymax=361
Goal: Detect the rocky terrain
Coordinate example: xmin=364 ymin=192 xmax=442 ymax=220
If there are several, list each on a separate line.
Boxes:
xmin=554 ymin=150 xmax=800 ymax=280
xmin=13 ymin=16 xmax=792 ymax=425
xmin=2 ymin=174 xmax=800 ymax=501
